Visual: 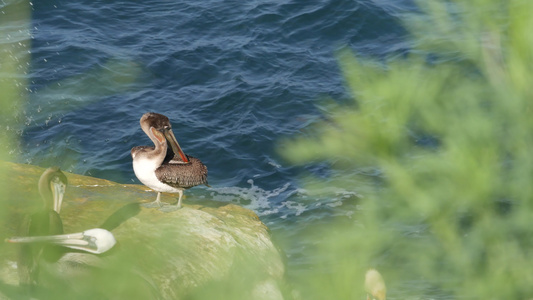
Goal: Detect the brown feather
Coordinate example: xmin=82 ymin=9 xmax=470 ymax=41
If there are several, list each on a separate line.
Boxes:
xmin=155 ymin=155 xmax=208 ymax=189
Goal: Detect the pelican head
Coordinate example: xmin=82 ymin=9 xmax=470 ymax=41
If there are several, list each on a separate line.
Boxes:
xmin=38 ymin=167 xmax=68 ymax=214
xmin=140 ymin=112 xmax=189 ymax=163
xmin=7 ymin=228 xmax=117 ymax=255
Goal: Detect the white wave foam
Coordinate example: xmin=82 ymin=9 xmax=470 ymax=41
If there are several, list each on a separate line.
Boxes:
xmin=210 ymin=179 xmax=292 ymax=216
xmin=209 ymin=180 xmax=361 ymax=218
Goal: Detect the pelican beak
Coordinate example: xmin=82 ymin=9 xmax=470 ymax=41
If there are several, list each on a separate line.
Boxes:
xmin=163 ymin=127 xmax=189 ymax=163
xmin=6 ymin=228 xmax=116 ymax=254
xmin=50 ymin=178 xmax=66 ymax=214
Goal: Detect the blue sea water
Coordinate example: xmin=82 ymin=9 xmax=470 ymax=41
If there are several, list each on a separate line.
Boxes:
xmin=4 ymin=0 xmax=416 ymax=296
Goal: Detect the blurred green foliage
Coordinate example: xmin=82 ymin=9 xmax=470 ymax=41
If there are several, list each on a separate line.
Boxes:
xmin=3 ymin=0 xmax=533 ymax=299
xmin=281 ymin=0 xmax=533 ymax=299
xmin=0 ymin=0 xmax=30 ymax=153
xmin=0 ymin=0 xmax=31 ymax=252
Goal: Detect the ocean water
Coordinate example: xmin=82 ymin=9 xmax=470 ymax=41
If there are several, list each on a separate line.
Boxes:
xmin=4 ymin=0 xmax=414 ymax=296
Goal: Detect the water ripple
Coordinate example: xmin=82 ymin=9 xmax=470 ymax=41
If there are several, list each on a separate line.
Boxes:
xmin=8 ymin=0 xmax=410 ymax=219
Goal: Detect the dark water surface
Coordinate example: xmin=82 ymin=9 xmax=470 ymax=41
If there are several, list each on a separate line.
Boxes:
xmin=6 ymin=0 xmax=415 ymax=295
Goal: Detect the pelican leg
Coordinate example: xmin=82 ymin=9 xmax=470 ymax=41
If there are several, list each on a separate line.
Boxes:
xmin=159 ymin=190 xmax=183 ymax=212
xmin=144 ymin=192 xmax=163 ymax=207
xmin=154 ymin=192 xmax=162 ymax=206
xmin=175 ymin=190 xmax=183 ymax=209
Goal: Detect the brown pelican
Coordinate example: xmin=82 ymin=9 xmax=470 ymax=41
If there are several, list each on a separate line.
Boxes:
xmin=10 ymin=167 xmax=117 ymax=290
xmin=15 ymin=167 xmax=67 ymax=286
xmin=131 ymin=112 xmax=208 ymax=208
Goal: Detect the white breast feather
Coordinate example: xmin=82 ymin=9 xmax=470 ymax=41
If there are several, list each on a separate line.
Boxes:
xmin=132 ymin=157 xmax=183 ymax=193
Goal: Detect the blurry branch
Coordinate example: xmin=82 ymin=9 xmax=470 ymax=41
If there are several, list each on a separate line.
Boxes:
xmin=280 ymin=0 xmax=533 ymax=299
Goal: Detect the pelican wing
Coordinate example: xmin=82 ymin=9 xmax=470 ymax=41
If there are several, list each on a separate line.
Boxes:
xmin=155 ymin=156 xmax=208 ymax=189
